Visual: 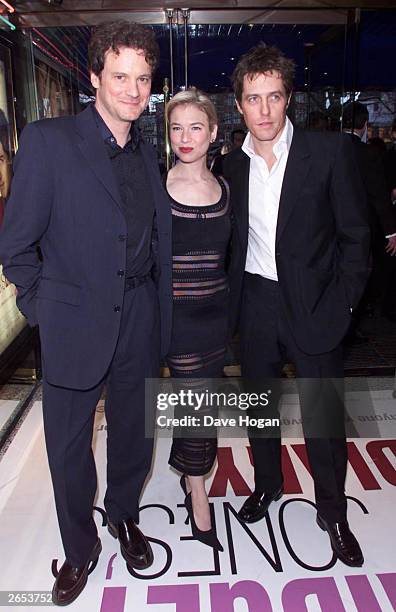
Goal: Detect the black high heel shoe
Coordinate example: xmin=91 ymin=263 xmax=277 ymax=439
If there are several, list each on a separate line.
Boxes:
xmin=180 ymin=475 xmax=224 ymax=552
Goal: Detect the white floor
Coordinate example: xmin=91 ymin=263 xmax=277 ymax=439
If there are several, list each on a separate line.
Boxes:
xmin=0 ymin=394 xmax=395 ymax=612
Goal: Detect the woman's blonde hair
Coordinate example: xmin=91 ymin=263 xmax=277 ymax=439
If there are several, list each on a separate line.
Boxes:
xmin=166 ymin=87 xmax=218 ymax=132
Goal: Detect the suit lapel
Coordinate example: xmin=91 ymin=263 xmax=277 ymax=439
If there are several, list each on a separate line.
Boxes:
xmin=75 ymin=106 xmax=123 ymax=210
xmin=231 ymin=149 xmax=250 ymax=247
xmin=276 ymin=129 xmax=311 ymax=244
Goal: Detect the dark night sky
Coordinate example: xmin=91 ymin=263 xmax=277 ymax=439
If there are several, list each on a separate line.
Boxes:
xmin=37 ymin=9 xmax=396 ymax=95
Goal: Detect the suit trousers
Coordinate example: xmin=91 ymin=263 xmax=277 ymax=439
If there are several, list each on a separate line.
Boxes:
xmin=42 ymin=279 xmax=160 ymax=566
xmin=240 ymin=272 xmax=348 ymax=523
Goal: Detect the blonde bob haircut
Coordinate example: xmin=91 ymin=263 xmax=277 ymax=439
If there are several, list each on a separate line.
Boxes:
xmin=166 ymin=87 xmax=218 ymax=132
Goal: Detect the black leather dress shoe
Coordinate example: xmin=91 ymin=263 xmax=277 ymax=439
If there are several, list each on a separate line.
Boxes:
xmin=108 ymin=518 xmax=153 ymax=569
xmin=52 ymin=538 xmax=102 ymax=606
xmin=317 ymin=515 xmax=364 ymax=567
xmin=237 ymin=486 xmax=283 ymax=523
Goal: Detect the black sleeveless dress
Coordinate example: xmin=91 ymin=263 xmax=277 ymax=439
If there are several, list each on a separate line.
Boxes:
xmin=166 ymin=174 xmax=231 ymax=476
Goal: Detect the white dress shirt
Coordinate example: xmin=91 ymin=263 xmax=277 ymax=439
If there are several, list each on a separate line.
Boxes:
xmin=243 ymin=116 xmax=294 ymax=281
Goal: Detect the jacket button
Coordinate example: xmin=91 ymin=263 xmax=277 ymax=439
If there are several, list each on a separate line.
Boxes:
xmin=114 ymin=305 xmax=121 ymax=312
xmin=276 ymin=251 xmax=280 ymax=256
xmin=118 ymin=234 xmax=126 ymax=242
xmin=117 ymin=269 xmax=125 ymax=277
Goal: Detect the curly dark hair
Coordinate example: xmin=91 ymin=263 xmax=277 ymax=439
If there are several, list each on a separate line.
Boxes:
xmin=88 ymin=20 xmax=160 ymax=76
xmin=231 ymin=43 xmax=295 ymax=103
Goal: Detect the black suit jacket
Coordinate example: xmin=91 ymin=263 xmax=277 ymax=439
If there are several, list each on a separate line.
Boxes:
xmin=223 ymin=128 xmax=371 ymax=355
xmin=349 ymin=133 xmax=396 ymax=236
xmin=0 ymin=106 xmax=172 ymax=389
xmin=384 ymin=147 xmax=396 ymax=193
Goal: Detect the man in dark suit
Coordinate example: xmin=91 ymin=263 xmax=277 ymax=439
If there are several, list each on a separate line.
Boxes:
xmin=384 ymin=121 xmax=396 ymax=319
xmin=343 ymin=102 xmax=396 ymax=253
xmin=0 ymin=21 xmax=172 ymax=605
xmin=223 ymin=44 xmax=370 ymax=567
xmin=343 ymin=102 xmax=396 ymax=325
xmin=385 ymin=120 xmax=396 ymax=200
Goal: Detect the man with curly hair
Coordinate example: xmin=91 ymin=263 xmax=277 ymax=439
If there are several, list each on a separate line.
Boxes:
xmin=0 ymin=21 xmax=172 ymax=605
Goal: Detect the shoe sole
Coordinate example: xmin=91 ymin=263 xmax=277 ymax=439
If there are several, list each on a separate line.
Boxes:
xmin=107 ymin=524 xmax=154 ymax=569
xmin=52 ymin=576 xmax=89 ymax=607
xmin=52 ymin=539 xmax=102 ymax=606
xmin=316 ymin=516 xmax=364 ymax=567
xmin=238 ymin=490 xmax=283 ymax=524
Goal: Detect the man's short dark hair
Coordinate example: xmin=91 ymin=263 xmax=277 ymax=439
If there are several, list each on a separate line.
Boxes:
xmin=88 ymin=20 xmax=160 ymax=76
xmin=0 ymin=124 xmax=10 ymax=156
xmin=309 ymin=110 xmax=328 ymax=130
xmin=231 ymin=128 xmax=246 ymax=143
xmin=343 ymin=102 xmax=369 ymax=130
xmin=231 ymin=43 xmax=295 ymax=104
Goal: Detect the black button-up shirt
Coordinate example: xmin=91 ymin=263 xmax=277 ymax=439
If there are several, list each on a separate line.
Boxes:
xmin=91 ymin=104 xmax=155 ymax=278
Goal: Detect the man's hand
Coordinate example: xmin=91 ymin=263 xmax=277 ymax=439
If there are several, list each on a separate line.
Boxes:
xmin=385 ymin=235 xmax=396 ymax=256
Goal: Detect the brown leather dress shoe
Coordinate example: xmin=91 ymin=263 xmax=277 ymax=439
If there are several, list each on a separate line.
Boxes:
xmin=52 ymin=538 xmax=102 ymax=606
xmin=108 ymin=518 xmax=153 ymax=569
xmin=317 ymin=515 xmax=364 ymax=567
xmin=237 ymin=486 xmax=283 ymax=523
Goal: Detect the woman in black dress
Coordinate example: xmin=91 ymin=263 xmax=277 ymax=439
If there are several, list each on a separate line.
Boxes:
xmin=166 ymin=88 xmax=231 ymax=551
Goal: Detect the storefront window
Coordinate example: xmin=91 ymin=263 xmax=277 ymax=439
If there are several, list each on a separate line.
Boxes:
xmin=0 ymin=38 xmax=27 ymax=353
xmin=35 ymin=59 xmax=74 ymax=119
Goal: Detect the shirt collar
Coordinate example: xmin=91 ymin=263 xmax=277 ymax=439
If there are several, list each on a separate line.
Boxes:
xmin=242 ymin=115 xmax=294 ymax=160
xmin=90 ymin=103 xmax=140 ymax=151
xmin=344 ymin=129 xmax=363 ymax=142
